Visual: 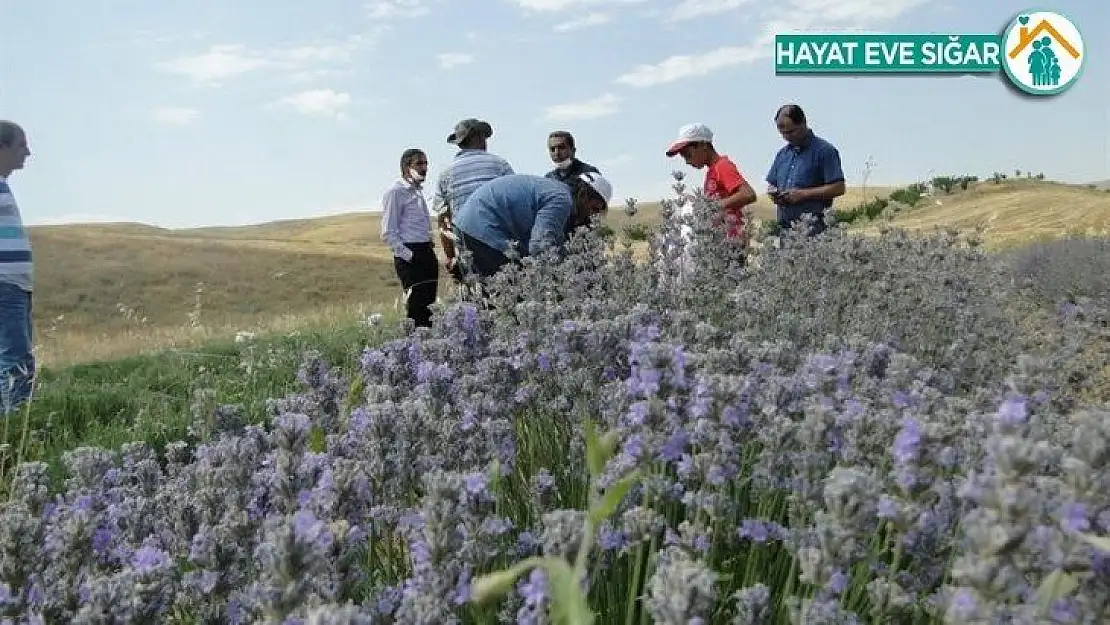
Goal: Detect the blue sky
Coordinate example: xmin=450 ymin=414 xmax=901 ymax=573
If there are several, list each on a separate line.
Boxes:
xmin=3 ymin=0 xmax=1107 ymax=228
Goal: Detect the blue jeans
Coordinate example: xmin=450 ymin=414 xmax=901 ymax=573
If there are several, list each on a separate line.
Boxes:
xmin=0 ymin=282 xmax=34 ymax=414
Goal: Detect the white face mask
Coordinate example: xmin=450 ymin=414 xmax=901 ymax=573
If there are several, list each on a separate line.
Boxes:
xmin=408 ymin=168 xmax=425 ymax=183
xmin=554 ymin=158 xmax=574 ymax=170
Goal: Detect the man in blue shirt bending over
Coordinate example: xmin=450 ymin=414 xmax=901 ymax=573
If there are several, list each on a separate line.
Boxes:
xmin=452 ymin=171 xmax=613 ymax=279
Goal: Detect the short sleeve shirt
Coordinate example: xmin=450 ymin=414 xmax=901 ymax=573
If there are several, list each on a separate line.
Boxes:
xmin=704 ymin=155 xmax=747 ymax=238
xmin=764 ymin=132 xmax=845 ymax=226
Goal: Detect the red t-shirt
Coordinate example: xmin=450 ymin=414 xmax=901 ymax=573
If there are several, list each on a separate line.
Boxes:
xmin=704 ymin=155 xmax=747 ymax=238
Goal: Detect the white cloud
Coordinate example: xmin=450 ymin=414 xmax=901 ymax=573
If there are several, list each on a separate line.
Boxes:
xmin=617 ymin=0 xmax=928 ymax=87
xmin=158 ymin=44 xmax=270 ymax=84
xmin=150 ymin=107 xmax=200 ymax=125
xmin=553 ymin=12 xmax=611 ymax=31
xmin=543 ymin=93 xmax=621 ymax=121
xmin=616 ymin=45 xmax=765 ymax=87
xmin=666 ymin=0 xmax=756 ymax=22
xmin=366 ymin=0 xmax=430 ymax=19
xmin=158 ymin=36 xmax=367 ymax=85
xmin=786 ymin=0 xmax=928 ymax=24
xmin=277 ymin=89 xmax=352 ymax=118
xmin=506 ymin=0 xmax=646 ymax=11
xmin=437 ymin=52 xmax=474 ymax=69
xmin=279 ymin=41 xmax=361 ymax=64
xmin=287 ymin=67 xmax=355 ymax=84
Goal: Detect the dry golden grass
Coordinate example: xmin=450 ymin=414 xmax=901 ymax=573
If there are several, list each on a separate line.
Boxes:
xmin=29 ymin=179 xmax=1099 ymax=367
xmin=28 ymin=222 xmax=437 ymax=367
xmin=852 ymin=179 xmax=1110 ymax=249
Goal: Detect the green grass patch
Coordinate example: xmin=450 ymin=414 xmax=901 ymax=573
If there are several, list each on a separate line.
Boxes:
xmin=833 ymin=177 xmax=965 ymax=226
xmin=0 ymin=317 xmax=402 ymax=485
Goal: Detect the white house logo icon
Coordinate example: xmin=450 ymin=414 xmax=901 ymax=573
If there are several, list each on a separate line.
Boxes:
xmin=1001 ymin=10 xmax=1085 ymax=95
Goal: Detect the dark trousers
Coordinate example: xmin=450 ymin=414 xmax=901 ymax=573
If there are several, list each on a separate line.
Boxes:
xmin=777 ymin=210 xmax=827 ymax=237
xmin=453 ymin=231 xmax=520 ymax=308
xmin=393 ymin=242 xmax=438 ymax=328
xmin=458 ymin=232 xmax=511 ymax=279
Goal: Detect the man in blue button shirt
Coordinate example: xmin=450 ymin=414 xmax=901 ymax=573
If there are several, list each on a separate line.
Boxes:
xmin=453 ymin=171 xmax=613 ymax=280
xmin=765 ymin=104 xmax=846 ymax=236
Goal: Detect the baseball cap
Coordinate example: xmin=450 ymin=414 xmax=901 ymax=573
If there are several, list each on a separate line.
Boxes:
xmin=578 ymin=171 xmax=613 ymax=204
xmin=665 ymin=123 xmax=714 ymax=156
xmin=447 ymin=118 xmax=493 ymax=144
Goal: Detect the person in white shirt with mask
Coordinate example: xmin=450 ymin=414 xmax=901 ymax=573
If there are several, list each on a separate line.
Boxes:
xmin=380 ymin=148 xmax=438 ymax=329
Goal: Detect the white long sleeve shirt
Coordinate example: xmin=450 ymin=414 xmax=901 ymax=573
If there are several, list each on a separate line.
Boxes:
xmin=380 ymin=178 xmax=433 ymax=262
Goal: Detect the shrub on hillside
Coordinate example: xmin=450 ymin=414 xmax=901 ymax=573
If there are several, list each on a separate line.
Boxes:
xmin=832 ymin=197 xmax=887 ymax=225
xmin=888 ymin=182 xmax=927 ymax=206
xmin=1 ymin=177 xmax=1109 ymax=623
xmin=834 ymin=181 xmax=932 ymax=226
xmin=931 ymin=175 xmax=978 ymax=194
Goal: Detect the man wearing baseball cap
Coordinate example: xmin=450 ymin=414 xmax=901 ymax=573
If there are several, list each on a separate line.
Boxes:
xmin=665 ymin=123 xmax=756 ymax=243
xmin=451 ymin=171 xmax=613 ymax=281
xmin=432 ymin=117 xmax=515 ymax=280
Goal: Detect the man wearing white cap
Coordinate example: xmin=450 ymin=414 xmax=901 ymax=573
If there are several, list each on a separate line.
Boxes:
xmin=665 ymin=122 xmax=756 ymax=244
xmin=452 ymin=171 xmax=613 ymax=280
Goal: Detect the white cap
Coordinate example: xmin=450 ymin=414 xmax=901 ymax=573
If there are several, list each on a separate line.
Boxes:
xmin=665 ymin=123 xmax=714 ymax=157
xmin=578 ymin=171 xmax=613 ymax=204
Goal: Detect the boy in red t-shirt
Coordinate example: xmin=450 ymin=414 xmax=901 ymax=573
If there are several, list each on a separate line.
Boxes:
xmin=665 ymin=123 xmax=757 ymax=240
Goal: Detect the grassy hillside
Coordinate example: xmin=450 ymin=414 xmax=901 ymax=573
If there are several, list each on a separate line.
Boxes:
xmin=26 ymin=185 xmax=886 ymax=367
xmin=26 ymin=178 xmax=1100 ymax=367
xmin=28 ymin=225 xmax=412 ymax=366
xmin=848 ymin=178 xmax=1110 ymax=248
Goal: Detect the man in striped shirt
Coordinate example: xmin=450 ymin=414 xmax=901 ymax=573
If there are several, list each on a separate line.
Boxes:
xmin=431 ymin=118 xmax=514 ymax=278
xmin=0 ymin=120 xmax=34 ymax=415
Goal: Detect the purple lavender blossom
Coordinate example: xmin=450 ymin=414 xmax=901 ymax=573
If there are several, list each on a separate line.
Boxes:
xmin=4 ymin=185 xmax=1109 ymax=625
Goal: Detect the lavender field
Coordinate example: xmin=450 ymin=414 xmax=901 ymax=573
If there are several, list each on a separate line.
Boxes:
xmin=2 ymin=179 xmax=1110 ymax=624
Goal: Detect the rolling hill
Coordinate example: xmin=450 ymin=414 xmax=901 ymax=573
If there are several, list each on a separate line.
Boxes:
xmin=854 ymin=178 xmax=1110 ymax=247
xmin=26 ymin=178 xmax=1108 ymax=366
